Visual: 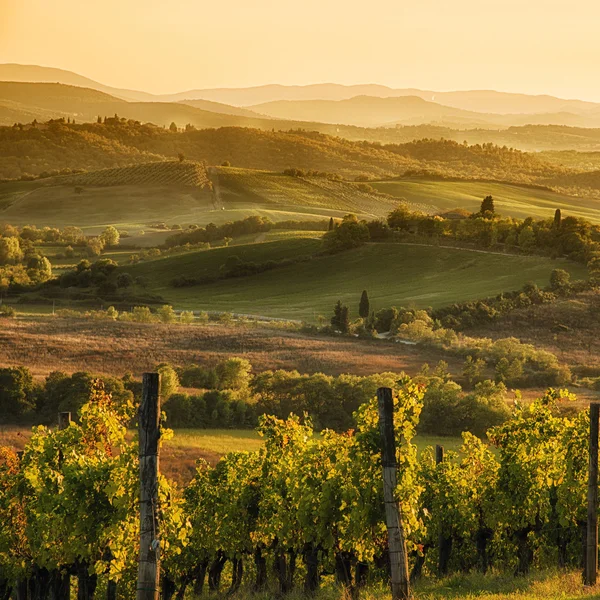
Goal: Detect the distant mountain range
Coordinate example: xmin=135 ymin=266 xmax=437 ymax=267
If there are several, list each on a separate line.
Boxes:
xmin=4 ymin=63 xmax=600 ymax=130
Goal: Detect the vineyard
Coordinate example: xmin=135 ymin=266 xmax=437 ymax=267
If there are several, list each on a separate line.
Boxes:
xmin=0 ymin=380 xmax=596 ymax=599
xmin=56 ymin=161 xmax=211 ymax=188
xmin=216 ymin=168 xmax=433 ymax=218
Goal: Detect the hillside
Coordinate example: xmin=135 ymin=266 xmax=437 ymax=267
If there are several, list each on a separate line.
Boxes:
xmin=0 ymin=163 xmax=411 ymax=230
xmin=177 ymin=99 xmax=268 ymax=118
xmin=4 ymin=64 xmax=599 ymax=118
xmin=0 ymin=63 xmax=156 ymax=101
xmin=250 ymin=96 xmax=499 ymax=128
xmin=0 ymin=121 xmax=567 ymax=184
xmin=59 ymin=160 xmax=210 ymax=187
xmin=0 ymin=82 xmax=293 ymax=131
xmin=372 ymin=178 xmax=600 ymax=222
xmin=250 ymin=96 xmax=600 ymax=129
xmin=124 ymin=241 xmax=588 ymax=320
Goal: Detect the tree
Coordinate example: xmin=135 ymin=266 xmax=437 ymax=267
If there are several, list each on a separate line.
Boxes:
xmin=518 ymin=226 xmax=535 ymax=250
xmin=480 ymin=195 xmax=495 ymax=216
xmin=178 ymin=152 xmax=185 ymax=162
xmin=0 ymin=366 xmax=36 ymax=419
xmin=554 ymin=208 xmax=562 ymax=229
xmin=0 ymin=237 xmax=23 ymax=265
xmin=100 ymin=226 xmax=120 ymax=247
xmin=215 ymin=358 xmax=252 ymax=391
xmin=322 ymin=216 xmax=369 ymax=253
xmin=463 ymin=355 xmax=486 ymax=386
xmin=550 ymin=268 xmax=571 ymax=291
xmin=97 ymin=115 xmax=102 ymax=124
xmin=157 ymin=304 xmax=176 ymax=324
xmin=387 ymin=204 xmax=413 ymax=230
xmin=328 ymin=217 xmax=335 ymax=231
xmin=156 ymin=363 xmax=180 ymax=399
xmin=331 ymin=300 xmax=350 ymax=333
xmin=359 ymin=290 xmax=370 ymax=319
xmin=116 ymin=272 xmax=134 ymax=288
xmin=169 ymin=122 xmax=178 ymax=132
xmin=26 ymin=255 xmax=52 ymax=283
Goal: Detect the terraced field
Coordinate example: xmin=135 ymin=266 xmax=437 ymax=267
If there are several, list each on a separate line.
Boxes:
xmin=59 ymin=160 xmax=211 ymax=187
xmin=125 ymin=240 xmax=588 ymax=321
xmin=217 ymin=167 xmax=432 ymax=216
xmin=372 ymin=178 xmax=600 ymax=221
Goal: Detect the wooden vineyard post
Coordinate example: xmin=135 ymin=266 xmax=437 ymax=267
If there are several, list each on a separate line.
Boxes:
xmin=377 ymin=387 xmax=411 ymax=600
xmin=435 ymin=445 xmax=451 ymax=576
xmin=137 ymin=373 xmax=161 ymax=600
xmin=58 ymin=411 xmax=71 ymax=430
xmin=586 ymin=402 xmax=600 ymax=586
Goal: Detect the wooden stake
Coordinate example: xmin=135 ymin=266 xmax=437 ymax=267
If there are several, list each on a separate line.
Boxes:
xmin=586 ymin=402 xmax=600 ymax=586
xmin=58 ymin=412 xmax=71 ymax=430
xmin=137 ymin=373 xmax=161 ymax=600
xmin=377 ymin=387 xmax=411 ymax=600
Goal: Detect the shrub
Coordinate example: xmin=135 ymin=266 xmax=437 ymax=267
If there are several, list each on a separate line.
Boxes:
xmin=179 ymin=311 xmax=195 ymax=324
xmin=0 ymin=305 xmax=16 ymax=318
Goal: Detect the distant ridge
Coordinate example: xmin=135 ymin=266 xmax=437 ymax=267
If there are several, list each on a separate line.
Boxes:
xmin=2 ymin=63 xmax=600 ymax=117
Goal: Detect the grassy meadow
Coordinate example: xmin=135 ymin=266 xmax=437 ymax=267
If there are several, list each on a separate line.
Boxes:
xmin=372 ymin=178 xmax=600 ymax=222
xmin=127 ymin=241 xmax=588 ymax=320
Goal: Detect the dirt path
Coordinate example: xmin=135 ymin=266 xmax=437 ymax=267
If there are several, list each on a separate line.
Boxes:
xmin=388 ymin=241 xmax=526 ymax=258
xmin=0 ymin=187 xmax=40 ymax=215
xmin=207 ymin=166 xmax=224 ymax=210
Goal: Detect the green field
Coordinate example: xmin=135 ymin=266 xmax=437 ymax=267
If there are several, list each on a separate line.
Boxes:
xmin=4 ymin=166 xmax=600 ymax=233
xmin=165 ymin=428 xmax=462 ymax=456
xmin=126 ymin=240 xmax=587 ymax=320
xmin=372 ymin=178 xmax=600 ymax=222
xmin=0 ymin=166 xmax=407 ymax=232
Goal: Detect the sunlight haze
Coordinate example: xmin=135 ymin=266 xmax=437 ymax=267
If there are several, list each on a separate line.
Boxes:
xmin=2 ymin=0 xmax=599 ymax=99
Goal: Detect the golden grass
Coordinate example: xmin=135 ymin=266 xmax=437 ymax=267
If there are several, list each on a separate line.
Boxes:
xmin=0 ymin=316 xmax=458 ymax=380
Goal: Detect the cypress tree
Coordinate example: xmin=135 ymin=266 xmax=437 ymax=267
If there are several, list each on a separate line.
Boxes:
xmin=331 ymin=300 xmax=350 ymax=333
xmin=359 ymin=290 xmax=370 ymax=319
xmin=554 ymin=208 xmax=562 ymax=229
xmin=339 ymin=305 xmax=350 ymax=334
xmin=331 ymin=300 xmax=343 ymax=330
xmin=480 ymin=195 xmax=495 ymax=215
xmin=328 ymin=217 xmax=335 ymax=231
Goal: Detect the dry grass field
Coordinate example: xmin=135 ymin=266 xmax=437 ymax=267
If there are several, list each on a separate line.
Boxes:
xmin=0 ymin=316 xmax=459 ymax=379
xmin=466 ymin=289 xmax=600 ymax=379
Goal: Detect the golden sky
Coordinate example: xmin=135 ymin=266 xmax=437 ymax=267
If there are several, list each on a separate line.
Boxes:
xmin=1 ymin=0 xmax=599 ymax=99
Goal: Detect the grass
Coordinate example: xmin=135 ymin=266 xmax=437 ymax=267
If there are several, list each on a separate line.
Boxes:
xmin=131 ymin=240 xmax=588 ymax=321
xmin=0 ymin=166 xmax=401 ymax=232
xmin=0 ymin=316 xmax=457 ymax=380
xmin=372 ymin=178 xmax=600 ymax=222
xmin=163 ymin=429 xmax=462 ymax=456
xmin=127 ymin=237 xmax=322 ymax=283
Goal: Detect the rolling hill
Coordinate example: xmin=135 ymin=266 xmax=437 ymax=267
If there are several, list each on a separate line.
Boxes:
xmin=123 ymin=241 xmax=588 ymax=320
xmin=249 ymin=96 xmax=497 ymax=128
xmin=0 ymin=121 xmax=564 ymax=183
xmin=4 ymin=64 xmax=599 ymax=117
xmin=371 ymin=179 xmax=600 ymax=223
xmin=0 ymin=63 xmax=156 ymax=102
xmin=0 ymin=162 xmax=415 ymax=230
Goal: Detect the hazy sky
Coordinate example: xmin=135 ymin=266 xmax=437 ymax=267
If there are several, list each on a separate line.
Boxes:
xmin=1 ymin=0 xmax=599 ymax=99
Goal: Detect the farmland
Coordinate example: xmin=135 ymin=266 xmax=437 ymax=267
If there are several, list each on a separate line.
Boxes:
xmin=0 ymin=164 xmax=411 ymax=231
xmin=0 ymin=316 xmax=460 ymax=379
xmin=126 ymin=240 xmax=588 ymax=320
xmin=372 ymin=178 xmax=600 ymax=222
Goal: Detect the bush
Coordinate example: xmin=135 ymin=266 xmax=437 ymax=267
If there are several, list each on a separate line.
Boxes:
xmin=0 ymin=305 xmax=16 ymax=318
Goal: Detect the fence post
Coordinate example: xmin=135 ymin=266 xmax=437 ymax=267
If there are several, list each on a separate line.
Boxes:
xmin=377 ymin=387 xmax=411 ymax=600
xmin=435 ymin=445 xmax=452 ymax=576
xmin=586 ymin=403 xmax=600 ymax=586
xmin=58 ymin=412 xmax=71 ymax=430
xmin=137 ymin=373 xmax=161 ymax=600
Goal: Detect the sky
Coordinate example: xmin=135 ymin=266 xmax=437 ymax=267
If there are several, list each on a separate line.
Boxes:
xmin=1 ymin=0 xmax=599 ymax=99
